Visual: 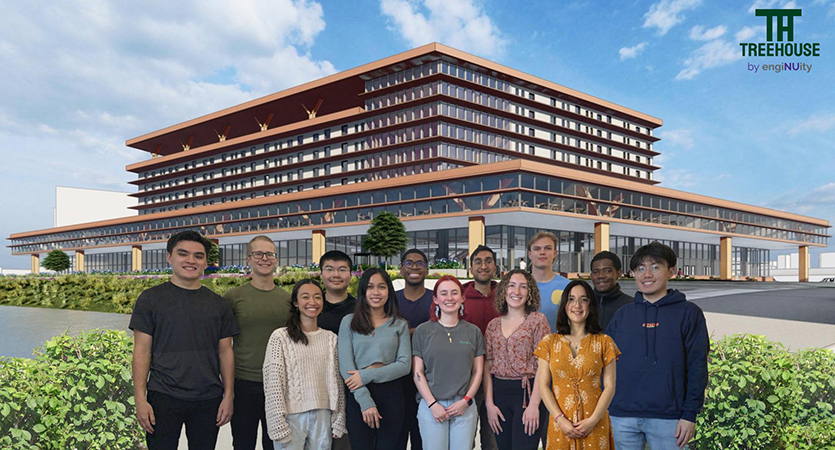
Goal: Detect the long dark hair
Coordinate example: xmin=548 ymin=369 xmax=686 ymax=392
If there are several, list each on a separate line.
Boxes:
xmin=350 ymin=268 xmax=401 ymax=335
xmin=286 ymin=279 xmax=323 ymax=345
xmin=555 ymin=280 xmax=602 ymax=335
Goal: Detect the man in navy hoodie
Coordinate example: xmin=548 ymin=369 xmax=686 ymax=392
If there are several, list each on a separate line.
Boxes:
xmin=605 ymin=242 xmax=708 ymax=449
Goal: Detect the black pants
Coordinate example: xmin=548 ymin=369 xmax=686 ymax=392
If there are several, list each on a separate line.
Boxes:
xmin=231 ymin=379 xmax=271 ymax=450
xmin=145 ymin=390 xmax=222 ymax=450
xmin=345 ymin=378 xmax=404 ymax=450
xmin=491 ymin=377 xmax=544 ymax=450
xmin=395 ymin=374 xmax=422 ymax=450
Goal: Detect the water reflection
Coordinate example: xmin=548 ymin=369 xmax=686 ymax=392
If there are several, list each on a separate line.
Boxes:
xmin=0 ymin=305 xmax=131 ymax=359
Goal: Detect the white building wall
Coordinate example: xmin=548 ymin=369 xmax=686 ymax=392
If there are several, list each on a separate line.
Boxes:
xmin=820 ymin=252 xmax=835 ymax=268
xmin=54 ymin=186 xmax=137 ymax=227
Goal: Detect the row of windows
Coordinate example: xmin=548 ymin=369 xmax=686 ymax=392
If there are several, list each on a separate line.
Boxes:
xmin=365 ymin=60 xmax=654 ymax=139
xmin=13 ymin=172 xmax=827 ymax=251
xmin=138 ymin=121 xmax=367 ymax=183
xmin=365 ymin=80 xmax=652 ymax=160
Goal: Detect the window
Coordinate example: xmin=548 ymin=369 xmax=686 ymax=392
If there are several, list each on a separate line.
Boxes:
xmin=313 ymin=133 xmax=319 ymax=142
xmin=341 ymin=143 xmax=348 ymax=154
xmin=324 ymin=146 xmax=330 ymax=157
xmin=528 ymin=110 xmax=535 ymax=119
xmin=341 ymin=125 xmax=348 ymax=134
xmin=528 ymin=92 xmax=535 ymax=101
xmin=297 ymin=135 xmax=304 ymax=145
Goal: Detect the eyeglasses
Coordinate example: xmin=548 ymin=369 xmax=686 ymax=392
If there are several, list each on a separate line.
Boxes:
xmin=403 ymin=261 xmax=427 ymax=269
xmin=323 ymin=266 xmax=351 ymax=274
xmin=472 ymin=258 xmax=495 ymax=267
xmin=249 ymin=251 xmax=277 ymax=260
xmin=635 ymin=264 xmax=665 ymax=275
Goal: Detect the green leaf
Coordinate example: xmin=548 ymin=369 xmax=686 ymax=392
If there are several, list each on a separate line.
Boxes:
xmin=32 ymin=424 xmax=46 ymax=433
xmin=738 ymin=377 xmax=747 ymax=388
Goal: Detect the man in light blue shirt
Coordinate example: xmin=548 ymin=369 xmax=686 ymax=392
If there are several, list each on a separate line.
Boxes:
xmin=528 ymin=231 xmax=570 ymax=333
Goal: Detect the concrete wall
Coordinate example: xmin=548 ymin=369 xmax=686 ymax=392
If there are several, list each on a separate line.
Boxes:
xmin=54 ymin=186 xmax=136 ymax=227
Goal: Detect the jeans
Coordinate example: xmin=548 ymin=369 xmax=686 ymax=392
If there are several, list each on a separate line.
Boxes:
xmin=231 ymin=379 xmax=271 ymax=450
xmin=145 ymin=390 xmax=222 ymax=450
xmin=417 ymin=396 xmax=479 ymax=450
xmin=345 ymin=378 xmax=404 ymax=450
xmin=395 ymin=375 xmax=422 ymax=450
xmin=272 ymin=409 xmax=333 ymax=450
xmin=610 ymin=416 xmax=689 ymax=450
xmin=491 ymin=377 xmax=543 ymax=450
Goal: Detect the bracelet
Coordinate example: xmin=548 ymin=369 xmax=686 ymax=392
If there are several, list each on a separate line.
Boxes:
xmin=428 ymin=400 xmax=438 ymax=408
xmin=463 ymin=395 xmax=472 ymax=402
xmin=553 ymin=413 xmax=564 ymax=422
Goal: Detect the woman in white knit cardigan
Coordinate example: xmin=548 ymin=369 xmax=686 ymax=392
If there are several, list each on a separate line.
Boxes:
xmin=263 ymin=279 xmax=347 ymax=450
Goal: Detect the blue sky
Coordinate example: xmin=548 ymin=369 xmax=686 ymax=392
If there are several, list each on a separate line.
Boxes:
xmin=1 ymin=0 xmax=833 ymax=269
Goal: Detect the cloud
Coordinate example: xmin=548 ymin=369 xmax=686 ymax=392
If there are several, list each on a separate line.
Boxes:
xmin=619 ymin=42 xmax=649 ymax=60
xmin=380 ymin=0 xmax=507 ymax=58
xmin=643 ymin=0 xmax=703 ymax=36
xmin=735 ymin=26 xmax=763 ymax=41
xmin=747 ymin=0 xmax=798 ymax=14
xmin=654 ymin=168 xmax=701 ymax=189
xmin=0 ymin=0 xmax=335 ymax=147
xmin=658 ymin=129 xmax=695 ymax=149
xmin=787 ymin=112 xmax=835 ymax=135
xmin=766 ymin=182 xmax=835 ymax=215
xmin=675 ymin=39 xmax=741 ymax=80
xmin=689 ymin=25 xmax=727 ymax=41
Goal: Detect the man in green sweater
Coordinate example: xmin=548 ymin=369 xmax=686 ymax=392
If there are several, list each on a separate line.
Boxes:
xmin=224 ymin=236 xmax=291 ymax=450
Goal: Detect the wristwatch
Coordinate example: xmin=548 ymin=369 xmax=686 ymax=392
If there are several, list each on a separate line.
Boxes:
xmin=463 ymin=395 xmax=473 ymax=406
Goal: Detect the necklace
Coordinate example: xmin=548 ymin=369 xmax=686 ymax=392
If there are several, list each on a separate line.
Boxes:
xmin=439 ymin=321 xmax=456 ymax=343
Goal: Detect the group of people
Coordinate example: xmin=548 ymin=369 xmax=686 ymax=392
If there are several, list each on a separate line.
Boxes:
xmin=131 ymin=230 xmax=708 ymax=450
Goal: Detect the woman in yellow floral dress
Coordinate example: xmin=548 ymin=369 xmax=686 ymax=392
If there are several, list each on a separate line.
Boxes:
xmin=534 ymin=280 xmax=620 ymax=450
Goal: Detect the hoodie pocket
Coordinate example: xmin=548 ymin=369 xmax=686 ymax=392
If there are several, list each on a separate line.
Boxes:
xmin=627 ymin=371 xmax=679 ymax=414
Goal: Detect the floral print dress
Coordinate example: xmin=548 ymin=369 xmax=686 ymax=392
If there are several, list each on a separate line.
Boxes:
xmin=533 ymin=333 xmax=620 ymax=450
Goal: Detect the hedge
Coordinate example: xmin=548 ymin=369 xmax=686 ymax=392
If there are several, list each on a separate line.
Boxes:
xmin=0 ymin=273 xmax=337 ymax=314
xmin=2 ymin=331 xmax=833 ymax=449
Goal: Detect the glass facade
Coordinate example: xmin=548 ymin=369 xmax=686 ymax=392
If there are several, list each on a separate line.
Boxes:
xmin=12 ymin=170 xmax=827 ymax=255
xmin=86 ymin=252 xmax=131 ymax=272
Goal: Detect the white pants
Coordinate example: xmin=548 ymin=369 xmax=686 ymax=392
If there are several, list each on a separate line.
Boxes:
xmin=273 ymin=409 xmax=333 ymax=450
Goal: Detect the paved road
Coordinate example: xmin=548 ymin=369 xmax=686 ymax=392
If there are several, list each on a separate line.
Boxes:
xmin=666 ymin=281 xmax=835 ymax=325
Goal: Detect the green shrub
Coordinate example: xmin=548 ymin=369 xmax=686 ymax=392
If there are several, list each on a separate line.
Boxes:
xmin=0 ymin=273 xmax=363 ymax=313
xmin=691 ymin=334 xmax=835 ymax=450
xmin=0 ymin=330 xmax=142 ymax=449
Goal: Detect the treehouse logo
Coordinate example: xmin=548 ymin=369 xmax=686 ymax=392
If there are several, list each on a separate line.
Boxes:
xmin=740 ymin=9 xmax=821 ymax=57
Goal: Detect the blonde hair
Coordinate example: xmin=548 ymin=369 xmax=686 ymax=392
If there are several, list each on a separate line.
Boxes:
xmin=527 ymin=231 xmax=558 ymax=252
xmin=246 ymin=235 xmax=276 ymax=254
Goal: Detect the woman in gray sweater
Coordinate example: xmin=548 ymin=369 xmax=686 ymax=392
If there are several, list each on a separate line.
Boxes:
xmin=338 ymin=268 xmax=411 ymax=450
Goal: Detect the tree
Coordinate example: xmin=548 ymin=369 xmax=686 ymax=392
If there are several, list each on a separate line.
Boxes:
xmin=42 ymin=250 xmax=71 ymax=272
xmin=207 ymin=241 xmax=220 ymax=267
xmin=364 ymin=211 xmax=407 ymax=268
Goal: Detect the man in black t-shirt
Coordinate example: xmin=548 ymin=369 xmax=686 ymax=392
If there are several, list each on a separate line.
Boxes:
xmin=130 ymin=231 xmax=239 ymax=450
xmin=317 ymin=250 xmax=355 ymax=450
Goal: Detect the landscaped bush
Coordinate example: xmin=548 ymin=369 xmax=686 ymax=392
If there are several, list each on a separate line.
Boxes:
xmin=691 ymin=334 xmax=835 ymax=450
xmin=0 ymin=272 xmax=362 ymax=314
xmin=0 ymin=330 xmax=142 ymax=449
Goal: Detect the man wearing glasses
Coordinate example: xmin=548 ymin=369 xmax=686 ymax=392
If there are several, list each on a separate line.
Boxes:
xmin=394 ymin=249 xmax=434 ymax=450
xmin=223 ymin=235 xmax=291 ymax=450
xmin=317 ymin=250 xmax=355 ymax=335
xmin=462 ymin=244 xmax=500 ymax=450
xmin=605 ymin=242 xmax=708 ymax=450
xmin=316 ymin=250 xmax=355 ymax=450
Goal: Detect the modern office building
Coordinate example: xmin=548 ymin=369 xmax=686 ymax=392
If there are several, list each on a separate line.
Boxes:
xmin=9 ymin=44 xmax=829 ymax=280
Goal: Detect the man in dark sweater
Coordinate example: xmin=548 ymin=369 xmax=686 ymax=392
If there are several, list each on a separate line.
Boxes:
xmin=605 ymin=242 xmax=709 ymax=450
xmin=590 ymin=251 xmax=633 ymax=330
